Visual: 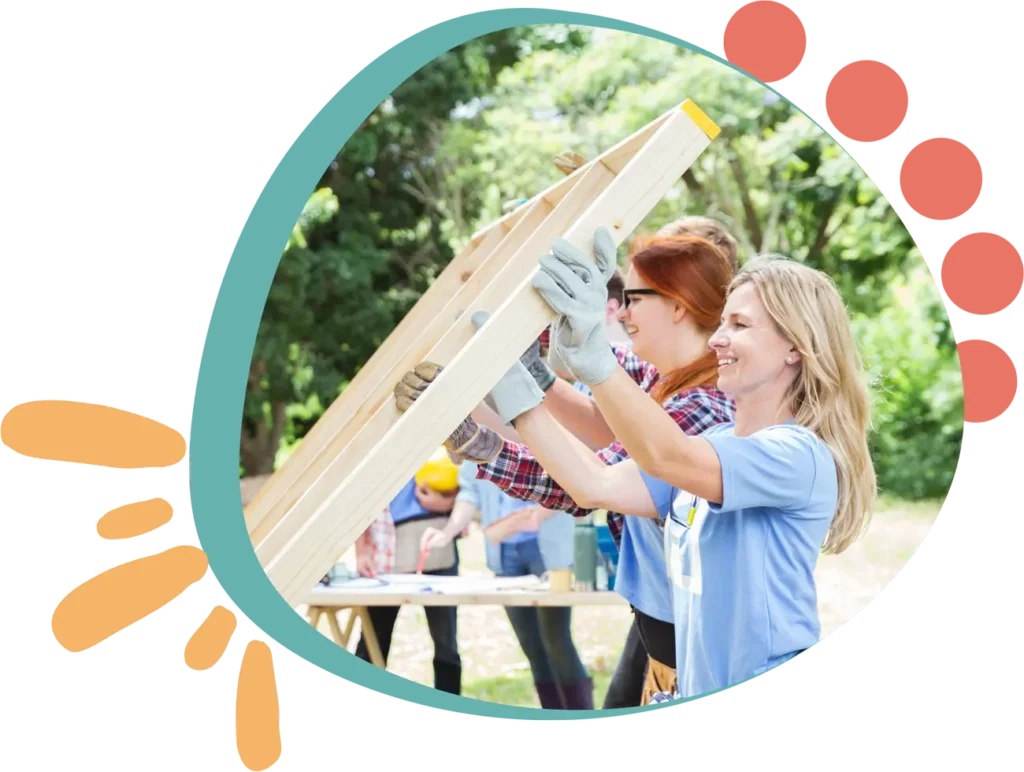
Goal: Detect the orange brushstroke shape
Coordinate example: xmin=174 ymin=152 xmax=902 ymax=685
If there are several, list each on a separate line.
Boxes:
xmin=2 ymin=400 xmax=186 ymax=468
xmin=52 ymin=546 xmax=208 ymax=652
xmin=237 ymin=641 xmax=282 ymax=771
xmin=96 ymin=498 xmax=173 ymax=539
xmin=185 ymin=606 xmax=237 ymax=671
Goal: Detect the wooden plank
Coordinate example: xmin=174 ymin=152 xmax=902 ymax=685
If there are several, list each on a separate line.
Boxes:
xmin=249 ymin=111 xmax=679 ymax=561
xmin=246 ymin=199 xmax=548 ymax=548
xmin=265 ymin=102 xmax=716 ymax=603
xmin=245 ymin=113 xmax=672 ymax=544
xmin=238 ymin=111 xmax=671 ymax=544
xmin=244 ymin=224 xmax=507 ymax=540
xmin=465 ymin=110 xmax=670 ymax=239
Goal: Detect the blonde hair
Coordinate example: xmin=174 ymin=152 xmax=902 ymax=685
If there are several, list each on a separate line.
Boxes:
xmin=731 ymin=255 xmax=876 ymax=554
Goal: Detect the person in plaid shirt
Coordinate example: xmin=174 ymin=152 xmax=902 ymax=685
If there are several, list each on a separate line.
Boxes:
xmin=394 ymin=224 xmax=738 ymax=707
xmin=354 ymin=511 xmax=396 ymax=576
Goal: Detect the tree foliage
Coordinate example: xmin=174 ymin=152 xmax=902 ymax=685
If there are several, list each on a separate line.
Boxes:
xmin=245 ymin=26 xmax=962 ymax=501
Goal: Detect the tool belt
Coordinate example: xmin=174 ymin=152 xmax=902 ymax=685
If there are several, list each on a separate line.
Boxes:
xmin=393 ymin=514 xmax=457 ymax=574
xmin=641 ymin=657 xmax=677 ymax=706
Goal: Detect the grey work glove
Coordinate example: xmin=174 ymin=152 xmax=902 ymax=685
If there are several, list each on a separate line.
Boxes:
xmin=482 ymin=336 xmax=554 ymax=418
xmin=519 ymin=337 xmax=557 ymax=392
xmin=470 ymin=311 xmax=546 ymax=425
xmin=531 ymin=227 xmax=619 ymax=386
xmin=443 ymin=305 xmax=546 ymax=421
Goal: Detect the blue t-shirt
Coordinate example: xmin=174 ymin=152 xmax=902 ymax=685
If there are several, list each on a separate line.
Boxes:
xmin=456 ymin=462 xmax=577 ymax=576
xmin=615 ymin=517 xmax=673 ymax=622
xmin=639 ymin=421 xmax=838 ymax=699
xmin=572 ymin=374 xmax=673 ymax=622
xmin=456 ymin=462 xmax=535 ymax=543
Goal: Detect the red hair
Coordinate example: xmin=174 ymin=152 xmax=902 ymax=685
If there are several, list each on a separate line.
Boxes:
xmin=628 ymin=234 xmax=733 ymax=403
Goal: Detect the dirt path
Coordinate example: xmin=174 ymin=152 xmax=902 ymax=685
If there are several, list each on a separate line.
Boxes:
xmin=315 ymin=501 xmax=940 ymax=705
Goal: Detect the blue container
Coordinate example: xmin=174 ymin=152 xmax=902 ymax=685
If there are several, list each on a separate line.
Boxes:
xmin=595 ymin=525 xmax=619 ymax=591
xmin=596 ymin=525 xmax=617 ymax=556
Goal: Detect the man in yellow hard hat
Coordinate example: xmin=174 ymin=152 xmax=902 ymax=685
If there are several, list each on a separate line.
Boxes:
xmin=353 ymin=448 xmax=464 ymax=694
xmin=414 ymin=446 xmax=460 ymax=501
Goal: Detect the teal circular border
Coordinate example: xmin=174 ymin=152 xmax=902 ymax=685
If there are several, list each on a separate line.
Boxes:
xmin=189 ymin=8 xmax=852 ymax=718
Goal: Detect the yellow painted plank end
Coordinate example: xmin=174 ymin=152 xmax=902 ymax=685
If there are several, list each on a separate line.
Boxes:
xmin=680 ymin=99 xmax=720 ymax=140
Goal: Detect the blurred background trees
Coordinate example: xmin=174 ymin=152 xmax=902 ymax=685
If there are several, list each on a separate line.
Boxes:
xmin=243 ymin=25 xmax=962 ymax=501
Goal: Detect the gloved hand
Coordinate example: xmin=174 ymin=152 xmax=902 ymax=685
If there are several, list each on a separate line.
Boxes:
xmin=519 ymin=337 xmax=557 ymax=392
xmin=393 ymin=311 xmax=547 ymax=445
xmin=394 ymin=362 xmax=503 ymax=464
xmin=531 ymin=226 xmax=619 ymax=386
xmin=444 ymin=308 xmax=546 ymax=418
xmin=470 ymin=311 xmax=546 ymax=423
xmin=482 ymin=334 xmax=555 ymax=418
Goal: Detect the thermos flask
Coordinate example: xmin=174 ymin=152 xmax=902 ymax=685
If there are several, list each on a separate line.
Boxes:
xmin=573 ymin=514 xmax=598 ymax=592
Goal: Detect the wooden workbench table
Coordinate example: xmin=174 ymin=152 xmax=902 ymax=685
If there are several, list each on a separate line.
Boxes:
xmin=301 ymin=575 xmax=627 ymax=668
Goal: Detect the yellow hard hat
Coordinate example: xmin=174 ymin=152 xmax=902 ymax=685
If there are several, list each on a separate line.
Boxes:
xmin=415 ymin=447 xmax=459 ymax=492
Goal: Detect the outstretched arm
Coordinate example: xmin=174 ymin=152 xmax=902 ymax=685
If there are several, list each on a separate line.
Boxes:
xmin=510 ymin=404 xmax=658 ymax=518
xmin=521 ymin=336 xmax=659 ymax=450
xmin=421 ymin=498 xmax=478 ymax=553
xmin=471 ymin=403 xmax=524 ymax=444
xmin=467 ymin=336 xmax=611 ymax=448
xmin=542 ymin=379 xmax=615 ymax=450
xmin=392 ymin=310 xmax=657 ymax=519
xmin=590 ymin=364 xmax=723 ymax=503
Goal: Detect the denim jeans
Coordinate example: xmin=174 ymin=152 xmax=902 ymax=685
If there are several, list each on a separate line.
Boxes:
xmin=354 ymin=558 xmax=461 ymax=695
xmin=499 ymin=538 xmax=588 ymax=685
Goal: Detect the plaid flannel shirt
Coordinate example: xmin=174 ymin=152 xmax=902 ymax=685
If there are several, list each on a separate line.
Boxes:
xmin=357 ymin=508 xmax=396 ymax=575
xmin=476 ymin=343 xmax=735 ymax=548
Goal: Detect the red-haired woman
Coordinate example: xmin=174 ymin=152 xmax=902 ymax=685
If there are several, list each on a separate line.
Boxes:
xmin=395 ymin=232 xmax=736 ymax=706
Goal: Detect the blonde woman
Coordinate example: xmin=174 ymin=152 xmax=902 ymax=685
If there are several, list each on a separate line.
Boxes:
xmin=398 ymin=228 xmax=875 ymax=699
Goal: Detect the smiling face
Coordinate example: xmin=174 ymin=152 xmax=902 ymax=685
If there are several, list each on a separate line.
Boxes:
xmin=709 ymin=281 xmax=800 ymax=404
xmin=617 ymin=266 xmax=680 ymax=366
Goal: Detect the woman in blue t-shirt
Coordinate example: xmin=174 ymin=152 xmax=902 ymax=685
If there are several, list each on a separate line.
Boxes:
xmin=521 ymin=231 xmax=876 ymax=699
xmin=397 ymin=228 xmax=876 ymax=701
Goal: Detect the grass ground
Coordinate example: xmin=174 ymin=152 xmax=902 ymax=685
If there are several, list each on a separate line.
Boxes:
xmin=309 ymin=498 xmax=941 ymax=708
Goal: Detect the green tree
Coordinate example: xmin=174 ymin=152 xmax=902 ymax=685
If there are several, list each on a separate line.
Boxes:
xmin=242 ymin=26 xmax=588 ymax=475
xmin=852 ymin=262 xmax=964 ymax=500
xmin=445 ymin=31 xmax=916 ymax=315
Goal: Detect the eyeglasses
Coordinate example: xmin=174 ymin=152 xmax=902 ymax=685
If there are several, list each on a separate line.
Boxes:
xmin=623 ymin=289 xmax=663 ymax=309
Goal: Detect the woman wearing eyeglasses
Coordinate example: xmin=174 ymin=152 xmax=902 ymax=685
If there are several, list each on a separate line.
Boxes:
xmin=395 ymin=230 xmax=737 ymax=706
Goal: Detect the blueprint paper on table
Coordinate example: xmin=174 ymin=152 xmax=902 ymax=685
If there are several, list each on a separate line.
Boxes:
xmin=429 ymin=576 xmax=544 ymax=594
xmin=322 ymin=574 xmax=545 ymax=594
